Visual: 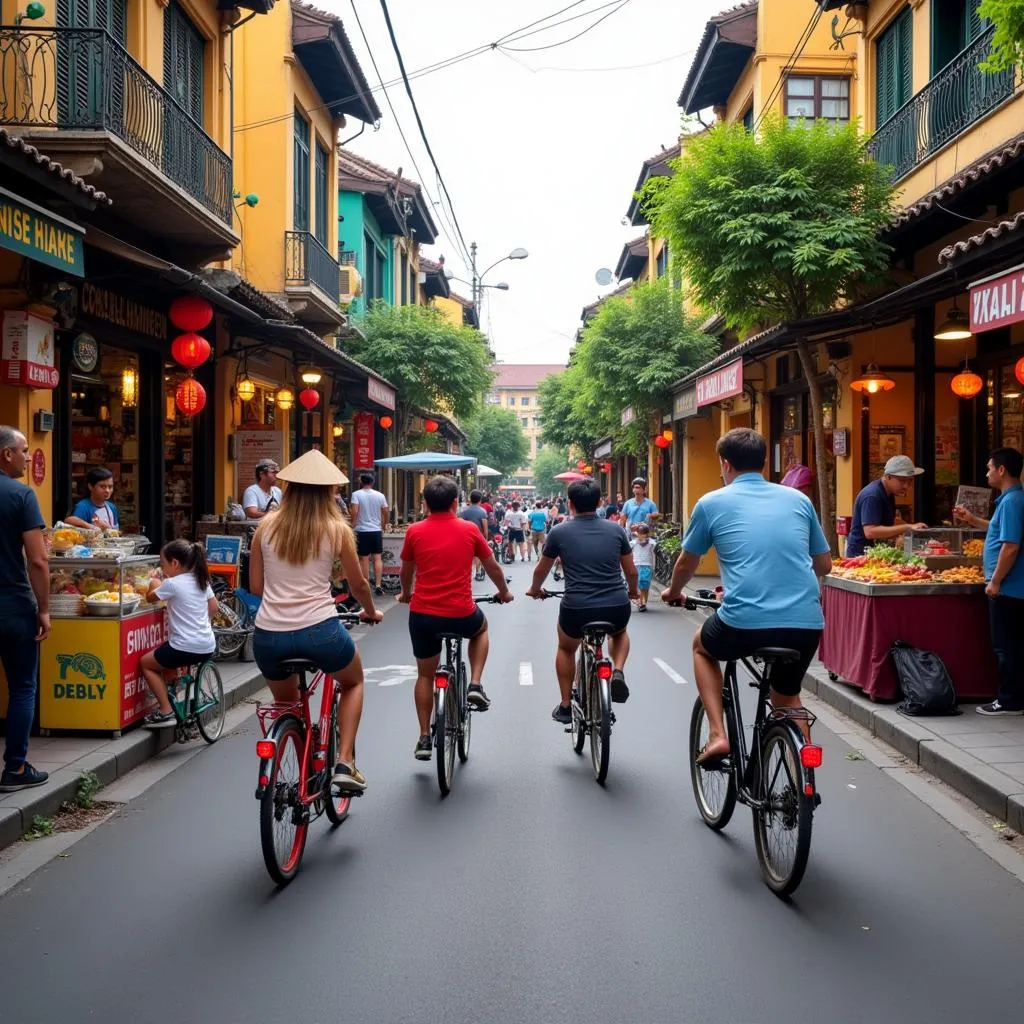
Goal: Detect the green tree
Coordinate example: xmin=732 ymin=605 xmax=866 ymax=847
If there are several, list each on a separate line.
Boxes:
xmin=538 ymin=366 xmax=607 ymax=454
xmin=346 ymin=302 xmax=493 ymax=449
xmin=642 ymin=116 xmax=896 ymax=548
xmin=464 ymin=405 xmax=530 ymax=478
xmin=533 ymin=445 xmax=571 ymax=498
xmin=979 ymin=0 xmax=1024 ymax=72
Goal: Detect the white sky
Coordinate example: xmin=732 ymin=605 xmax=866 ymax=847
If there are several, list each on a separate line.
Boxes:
xmin=329 ymin=0 xmax=729 ymax=364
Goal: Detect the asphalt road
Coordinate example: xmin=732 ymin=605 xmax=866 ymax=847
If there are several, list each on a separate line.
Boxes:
xmin=1 ymin=558 xmax=1021 ymax=1024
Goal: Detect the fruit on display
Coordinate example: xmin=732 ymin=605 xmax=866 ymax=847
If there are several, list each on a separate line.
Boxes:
xmin=963 ymin=539 xmax=984 ymax=557
xmin=52 ymin=527 xmax=84 ymax=551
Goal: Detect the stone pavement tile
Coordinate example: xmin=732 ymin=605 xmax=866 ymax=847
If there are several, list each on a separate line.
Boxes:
xmin=964 ymin=745 xmax=1024 ymax=764
xmin=0 ymin=808 xmax=22 ymax=847
xmin=1007 ymin=794 xmax=1024 ymax=832
xmin=996 ymin=764 xmax=1024 ymax=784
xmin=939 ymin=731 xmax=1024 ymax=747
xmin=870 ymin=707 xmax=937 ymax=760
xmin=925 ymin=714 xmax=1024 ymax=734
xmin=918 ymin=739 xmax=1014 ymax=820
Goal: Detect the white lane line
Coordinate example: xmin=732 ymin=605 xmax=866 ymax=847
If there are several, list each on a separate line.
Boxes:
xmin=654 ymin=657 xmax=689 ymax=685
xmin=519 ymin=661 xmax=534 ymax=686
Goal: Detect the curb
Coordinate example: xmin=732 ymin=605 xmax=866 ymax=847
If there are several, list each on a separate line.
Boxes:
xmin=0 ymin=666 xmax=266 ymax=852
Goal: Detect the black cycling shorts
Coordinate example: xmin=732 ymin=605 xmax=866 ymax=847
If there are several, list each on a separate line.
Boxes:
xmin=408 ymin=607 xmax=486 ymax=659
xmin=699 ymin=611 xmax=820 ymax=697
xmin=558 ymin=603 xmax=630 ymax=641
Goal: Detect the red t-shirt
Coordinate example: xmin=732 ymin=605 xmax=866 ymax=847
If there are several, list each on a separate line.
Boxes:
xmin=401 ymin=512 xmax=491 ymax=617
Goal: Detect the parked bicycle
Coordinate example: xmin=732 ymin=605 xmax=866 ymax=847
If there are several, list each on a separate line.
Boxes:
xmin=670 ymin=590 xmax=822 ymax=897
xmin=165 ymin=658 xmax=226 ymax=746
xmin=254 ymin=612 xmax=366 ymax=886
xmin=210 ymin=575 xmax=254 ymax=660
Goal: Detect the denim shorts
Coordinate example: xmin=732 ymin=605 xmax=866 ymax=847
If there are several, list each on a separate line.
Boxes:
xmin=253 ymin=616 xmax=356 ymax=682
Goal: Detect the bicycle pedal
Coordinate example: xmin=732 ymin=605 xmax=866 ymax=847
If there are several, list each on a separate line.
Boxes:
xmin=563 ymin=725 xmax=573 ymax=733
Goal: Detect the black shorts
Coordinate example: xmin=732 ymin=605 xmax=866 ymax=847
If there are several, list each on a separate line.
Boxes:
xmin=356 ymin=531 xmax=383 ymax=556
xmin=408 ymin=607 xmax=486 ymax=659
xmin=152 ymin=642 xmax=213 ymax=670
xmin=507 ymin=529 xmax=525 ymax=543
xmin=558 ymin=603 xmax=630 ymax=641
xmin=699 ymin=612 xmax=820 ymax=697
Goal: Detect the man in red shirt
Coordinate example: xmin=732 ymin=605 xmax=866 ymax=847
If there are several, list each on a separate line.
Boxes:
xmin=400 ymin=475 xmax=513 ymax=760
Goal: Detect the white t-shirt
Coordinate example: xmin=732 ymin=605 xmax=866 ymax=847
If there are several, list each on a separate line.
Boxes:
xmin=351 ymin=487 xmax=388 ymax=532
xmin=630 ymin=538 xmax=656 ymax=568
xmin=155 ymin=574 xmax=216 ymax=654
xmin=505 ymin=510 xmax=528 ymax=530
xmin=242 ymin=484 xmax=282 ymax=515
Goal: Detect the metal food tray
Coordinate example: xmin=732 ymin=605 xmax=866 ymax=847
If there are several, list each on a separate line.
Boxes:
xmin=824 ymin=575 xmax=985 ymax=597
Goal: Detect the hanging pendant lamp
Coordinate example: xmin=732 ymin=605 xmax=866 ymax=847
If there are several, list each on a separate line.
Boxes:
xmin=935 ymin=297 xmax=972 ymax=342
xmin=849 ymin=362 xmax=896 ymax=394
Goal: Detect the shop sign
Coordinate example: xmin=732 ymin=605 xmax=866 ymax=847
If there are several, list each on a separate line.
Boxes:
xmin=234 ymin=427 xmax=284 ymax=498
xmin=353 ymin=411 xmax=375 ymax=470
xmin=673 ymin=386 xmax=700 ymax=419
xmin=1 ymin=310 xmax=58 ymax=389
xmin=621 ymin=406 xmax=635 ymax=426
xmin=696 ymin=358 xmax=743 ymax=407
xmin=368 ymin=376 xmax=396 ymax=411
xmin=594 ymin=439 xmax=613 ymax=459
xmin=970 ymin=265 xmax=1024 ymax=332
xmin=71 ymin=332 xmax=99 ymax=372
xmin=80 ymin=282 xmax=168 ymax=340
xmin=0 ymin=186 xmax=85 ymax=276
xmin=31 ymin=448 xmax=45 ymax=486
xmin=121 ymin=611 xmax=167 ymax=727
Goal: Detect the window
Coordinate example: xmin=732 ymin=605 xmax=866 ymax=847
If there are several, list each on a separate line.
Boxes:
xmin=876 ymin=7 xmax=913 ymax=127
xmin=932 ymin=0 xmax=986 ymax=74
xmin=742 ymin=105 xmax=754 ymax=132
xmin=533 ymin=417 xmax=541 ymax=428
xmin=314 ymin=142 xmax=329 ymax=245
xmin=521 ymin=417 xmax=529 ymax=428
xmin=785 ymin=76 xmax=850 ymax=125
xmin=656 ymin=243 xmax=669 ymax=278
xmin=363 ymin=231 xmax=385 ymax=303
xmin=293 ymin=109 xmax=310 ymax=232
xmin=164 ymin=1 xmax=204 ymax=123
xmin=521 ymin=397 xmax=530 ymax=407
xmin=508 ymin=398 xmax=516 ymax=407
xmin=400 ymin=251 xmax=408 ymax=305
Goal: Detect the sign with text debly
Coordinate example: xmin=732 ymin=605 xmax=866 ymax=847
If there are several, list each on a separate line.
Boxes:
xmin=970 ymin=265 xmax=1024 ymax=332
xmin=696 ymin=358 xmax=743 ymax=407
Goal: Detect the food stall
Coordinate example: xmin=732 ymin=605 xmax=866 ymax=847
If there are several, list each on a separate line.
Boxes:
xmin=819 ymin=535 xmax=995 ymax=702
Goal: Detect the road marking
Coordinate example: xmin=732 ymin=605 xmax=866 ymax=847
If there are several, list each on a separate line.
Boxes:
xmin=654 ymin=657 xmax=689 ymax=685
xmin=363 ymin=665 xmax=418 ymax=687
xmin=519 ymin=661 xmax=533 ymax=686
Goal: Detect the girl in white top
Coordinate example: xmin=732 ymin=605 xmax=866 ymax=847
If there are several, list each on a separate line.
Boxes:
xmin=140 ymin=539 xmax=217 ymax=728
xmin=629 ymin=523 xmax=657 ymax=611
xmin=248 ymin=449 xmax=382 ymax=793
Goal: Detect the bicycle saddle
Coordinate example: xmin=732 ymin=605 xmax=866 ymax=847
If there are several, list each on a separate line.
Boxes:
xmin=753 ymin=647 xmax=800 ymax=663
xmin=274 ymin=659 xmax=320 ymax=677
xmin=582 ymin=621 xmax=616 ymax=636
xmin=435 ymin=632 xmax=465 ymax=640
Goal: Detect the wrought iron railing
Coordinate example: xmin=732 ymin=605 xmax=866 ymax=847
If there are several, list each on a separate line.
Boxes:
xmin=0 ymin=26 xmax=232 ymax=224
xmin=869 ymin=26 xmax=1018 ymax=181
xmin=285 ymin=231 xmax=341 ymax=303
xmin=339 ymin=249 xmax=357 ymax=266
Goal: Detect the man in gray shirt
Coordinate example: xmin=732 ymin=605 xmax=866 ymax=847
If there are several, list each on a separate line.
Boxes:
xmin=350 ymin=472 xmax=390 ymax=594
xmin=459 ymin=489 xmax=489 ymax=581
xmin=527 ymin=479 xmax=639 ymax=723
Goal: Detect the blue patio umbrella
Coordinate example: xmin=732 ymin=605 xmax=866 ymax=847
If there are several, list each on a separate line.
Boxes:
xmin=373 ymin=452 xmax=477 ymax=470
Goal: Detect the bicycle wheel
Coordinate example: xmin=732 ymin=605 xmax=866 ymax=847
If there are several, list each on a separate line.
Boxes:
xmin=571 ymin=652 xmax=587 ymax=755
xmin=323 ymin=694 xmax=351 ymax=826
xmin=688 ymin=696 xmax=736 ymax=830
xmin=589 ymin=672 xmax=611 ymax=784
xmin=456 ymin=659 xmax=471 ymax=763
xmin=435 ymin=686 xmax=456 ymax=796
xmin=194 ymin=662 xmax=225 ymax=744
xmin=753 ymin=722 xmax=814 ymax=897
xmin=259 ymin=717 xmax=308 ymax=886
xmin=212 ymin=595 xmax=248 ymax=660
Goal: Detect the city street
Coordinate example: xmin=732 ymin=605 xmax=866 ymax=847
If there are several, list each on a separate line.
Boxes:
xmin=1 ymin=559 xmax=1021 ymax=1024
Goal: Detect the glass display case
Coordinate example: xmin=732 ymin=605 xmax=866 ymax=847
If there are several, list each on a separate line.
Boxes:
xmin=48 ymin=555 xmax=161 ymax=618
xmin=903 ymin=528 xmax=985 ymax=560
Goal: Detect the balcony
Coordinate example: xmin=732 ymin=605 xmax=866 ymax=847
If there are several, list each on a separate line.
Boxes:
xmin=0 ymin=26 xmax=236 ymax=257
xmin=869 ymin=26 xmax=1018 ymax=182
xmin=284 ymin=230 xmax=344 ymax=327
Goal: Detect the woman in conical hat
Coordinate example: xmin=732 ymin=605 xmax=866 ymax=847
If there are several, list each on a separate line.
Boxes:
xmin=249 ymin=449 xmax=382 ymax=793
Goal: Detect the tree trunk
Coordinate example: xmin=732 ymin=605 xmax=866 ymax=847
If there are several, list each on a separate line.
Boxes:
xmin=794 ymin=338 xmax=838 ymax=553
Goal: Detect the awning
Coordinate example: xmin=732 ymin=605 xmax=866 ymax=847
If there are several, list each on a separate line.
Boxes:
xmin=475 ymin=464 xmax=502 ymax=477
xmin=374 ymin=452 xmax=477 ymax=470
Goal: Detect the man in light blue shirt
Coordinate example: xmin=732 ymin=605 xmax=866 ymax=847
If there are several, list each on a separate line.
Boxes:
xmin=661 ymin=428 xmax=832 ymax=766
xmin=621 ymin=478 xmax=659 ymax=535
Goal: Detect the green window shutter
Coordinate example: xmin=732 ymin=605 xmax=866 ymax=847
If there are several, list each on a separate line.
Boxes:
xmin=875 ymin=22 xmax=895 ymax=124
xmin=314 ymin=143 xmax=328 ymax=244
xmin=966 ymin=0 xmax=984 ymax=42
xmin=876 ymin=6 xmax=913 ymax=125
xmin=293 ymin=110 xmax=310 ymax=233
xmin=896 ymin=7 xmax=913 ymax=108
xmin=164 ymin=2 xmax=204 ymax=122
xmin=110 ymin=0 xmax=126 ymax=43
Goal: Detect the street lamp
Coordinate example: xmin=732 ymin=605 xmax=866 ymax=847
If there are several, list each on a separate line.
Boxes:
xmin=470 ymin=242 xmax=529 ymax=320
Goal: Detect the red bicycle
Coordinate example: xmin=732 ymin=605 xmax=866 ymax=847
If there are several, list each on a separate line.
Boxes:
xmin=255 ymin=612 xmax=366 ymax=886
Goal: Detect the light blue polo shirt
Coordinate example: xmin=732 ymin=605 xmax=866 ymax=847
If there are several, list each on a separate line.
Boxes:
xmin=984 ymin=484 xmax=1024 ymax=598
xmin=682 ymin=473 xmax=830 ymax=631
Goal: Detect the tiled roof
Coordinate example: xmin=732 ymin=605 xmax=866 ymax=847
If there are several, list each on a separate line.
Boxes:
xmin=338 ymin=148 xmax=423 ymax=197
xmin=580 ymin=280 xmax=632 ymax=321
xmin=677 ymin=1 xmax=757 ymax=112
xmin=615 ymin=234 xmax=649 ymax=279
xmin=491 ymin=364 xmax=565 ymax=389
xmin=419 ymin=257 xmax=443 ymax=274
xmin=0 ymin=129 xmax=111 ymax=205
xmin=938 ymin=210 xmax=1024 ymax=265
xmin=230 ymin=278 xmax=297 ymax=321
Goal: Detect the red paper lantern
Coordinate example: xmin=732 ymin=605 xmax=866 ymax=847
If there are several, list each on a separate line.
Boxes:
xmin=601 ymin=462 xmax=612 ymax=473
xmin=576 ymin=459 xmax=586 ymax=470
xmin=1015 ymin=357 xmax=1024 ymax=387
xmin=950 ymin=370 xmax=983 ymax=399
xmin=654 ymin=435 xmax=670 ymax=449
xmin=175 ymin=377 xmax=206 ymax=417
xmin=379 ymin=415 xmax=393 ymax=429
xmin=299 ymin=388 xmax=320 ymax=411
xmin=170 ymin=332 xmax=211 ymax=370
xmin=424 ymin=418 xmax=439 ymax=433
xmin=169 ymin=295 xmax=214 ymax=333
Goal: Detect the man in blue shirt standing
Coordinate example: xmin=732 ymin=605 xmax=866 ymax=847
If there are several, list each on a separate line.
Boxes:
xmin=621 ymin=478 xmax=659 ymax=536
xmin=954 ymin=447 xmax=1024 ymax=715
xmin=661 ymin=429 xmax=832 ymax=766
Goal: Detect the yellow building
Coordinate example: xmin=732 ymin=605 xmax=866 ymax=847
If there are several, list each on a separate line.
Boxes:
xmin=489 ymin=364 xmax=566 ymax=486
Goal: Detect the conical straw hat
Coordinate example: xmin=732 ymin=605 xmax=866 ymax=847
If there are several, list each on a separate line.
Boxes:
xmin=276 ymin=448 xmax=349 ymax=486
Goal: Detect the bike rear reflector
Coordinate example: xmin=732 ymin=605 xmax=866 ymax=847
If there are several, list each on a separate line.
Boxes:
xmin=800 ymin=744 xmax=823 ymax=769
xmin=256 ymin=740 xmax=275 ymax=759
xmin=804 ymin=783 xmax=814 ymax=797
xmin=435 ymin=673 xmax=449 ymax=689
xmin=259 ymin=774 xmax=270 ymax=788
xmin=596 ymin=662 xmax=613 ymax=681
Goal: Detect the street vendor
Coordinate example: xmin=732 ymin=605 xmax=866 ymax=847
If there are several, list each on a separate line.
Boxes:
xmin=845 ymin=455 xmax=928 ymax=557
xmin=66 ymin=467 xmax=119 ymax=533
xmin=242 ymin=460 xmax=282 ymax=519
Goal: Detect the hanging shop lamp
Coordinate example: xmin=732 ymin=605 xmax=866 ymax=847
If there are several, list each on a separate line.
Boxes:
xmin=332 ymin=423 xmax=344 ymax=438
xmin=169 ymin=295 xmax=214 ymax=333
xmin=299 ymin=388 xmax=320 ymax=411
xmin=170 ymin=332 xmax=212 ymax=370
xmin=662 ymin=429 xmax=673 ymax=441
xmin=424 ymin=418 xmax=439 ymax=433
xmin=601 ymin=462 xmax=612 ymax=473
xmin=236 ymin=377 xmax=256 ymax=402
xmin=950 ymin=366 xmax=983 ymax=399
xmin=1014 ymin=357 xmax=1024 ymax=388
xmin=175 ymin=377 xmax=207 ymax=417
xmin=379 ymin=415 xmax=393 ymax=429
xmin=275 ymin=387 xmax=294 ymax=411
xmin=121 ymin=366 xmax=138 ymax=408
xmin=849 ymin=363 xmax=896 ymax=394
xmin=299 ymin=365 xmax=323 ymax=386
xmin=654 ymin=435 xmax=670 ymax=449
xmin=934 ymin=298 xmax=972 ymax=342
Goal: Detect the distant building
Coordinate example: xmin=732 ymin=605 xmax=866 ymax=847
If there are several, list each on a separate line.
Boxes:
xmin=489 ymin=364 xmax=566 ymax=485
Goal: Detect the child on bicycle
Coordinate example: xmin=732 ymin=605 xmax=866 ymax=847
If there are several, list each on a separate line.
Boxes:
xmin=630 ymin=523 xmax=656 ymax=612
xmin=140 ymin=539 xmax=217 ymax=728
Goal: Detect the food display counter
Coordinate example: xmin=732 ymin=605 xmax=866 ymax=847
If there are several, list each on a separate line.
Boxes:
xmin=41 ymin=555 xmax=165 ymax=735
xmin=381 ymin=531 xmax=405 ymax=581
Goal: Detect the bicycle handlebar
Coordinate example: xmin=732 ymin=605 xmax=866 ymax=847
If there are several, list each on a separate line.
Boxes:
xmin=337 ymin=610 xmax=380 ymax=625
xmin=666 ymin=588 xmax=721 ymax=611
xmin=474 ymin=594 xmax=508 ymax=604
xmin=534 ymin=589 xmax=563 ymax=598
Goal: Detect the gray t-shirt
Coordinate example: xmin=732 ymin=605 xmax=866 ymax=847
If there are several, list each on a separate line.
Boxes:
xmin=459 ymin=504 xmax=488 ymax=537
xmin=351 ymin=487 xmax=388 ymax=533
xmin=543 ymin=514 xmax=630 ymax=609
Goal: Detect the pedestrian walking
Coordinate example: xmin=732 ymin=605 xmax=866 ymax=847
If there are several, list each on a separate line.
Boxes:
xmin=630 ymin=523 xmax=656 ymax=611
xmin=0 ymin=426 xmax=50 ymax=791
xmin=350 ymin=472 xmax=390 ymax=594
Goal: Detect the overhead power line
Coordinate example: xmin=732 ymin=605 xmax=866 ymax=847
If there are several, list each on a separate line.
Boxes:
xmin=501 ymin=0 xmax=633 ymax=53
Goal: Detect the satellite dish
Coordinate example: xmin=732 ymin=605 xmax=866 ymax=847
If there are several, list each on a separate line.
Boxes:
xmin=595 ymin=268 xmax=614 ymax=287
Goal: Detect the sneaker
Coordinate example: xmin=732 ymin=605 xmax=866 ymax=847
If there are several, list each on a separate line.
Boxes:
xmin=143 ymin=709 xmax=177 ymax=729
xmin=976 ymin=701 xmax=1024 ymax=716
xmin=374 ymin=585 xmax=384 ymax=596
xmin=551 ymin=702 xmax=572 ymax=725
xmin=0 ymin=762 xmax=49 ymax=792
xmin=467 ymin=684 xmax=491 ymax=711
xmin=414 ymin=735 xmax=432 ymax=761
xmin=610 ymin=669 xmax=630 ymax=704
xmin=332 ymin=761 xmax=367 ymax=792
xmin=638 ymin=604 xmax=647 ymax=613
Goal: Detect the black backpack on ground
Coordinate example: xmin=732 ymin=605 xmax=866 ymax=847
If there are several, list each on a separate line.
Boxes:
xmin=890 ymin=641 xmax=960 ymax=716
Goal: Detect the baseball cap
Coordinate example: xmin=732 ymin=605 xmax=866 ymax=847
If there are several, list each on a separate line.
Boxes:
xmin=884 ymin=455 xmax=924 ymax=478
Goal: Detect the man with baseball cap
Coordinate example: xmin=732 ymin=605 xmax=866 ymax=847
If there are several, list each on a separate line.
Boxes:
xmin=242 ymin=460 xmax=282 ymax=519
xmin=845 ymin=455 xmax=928 ymax=557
